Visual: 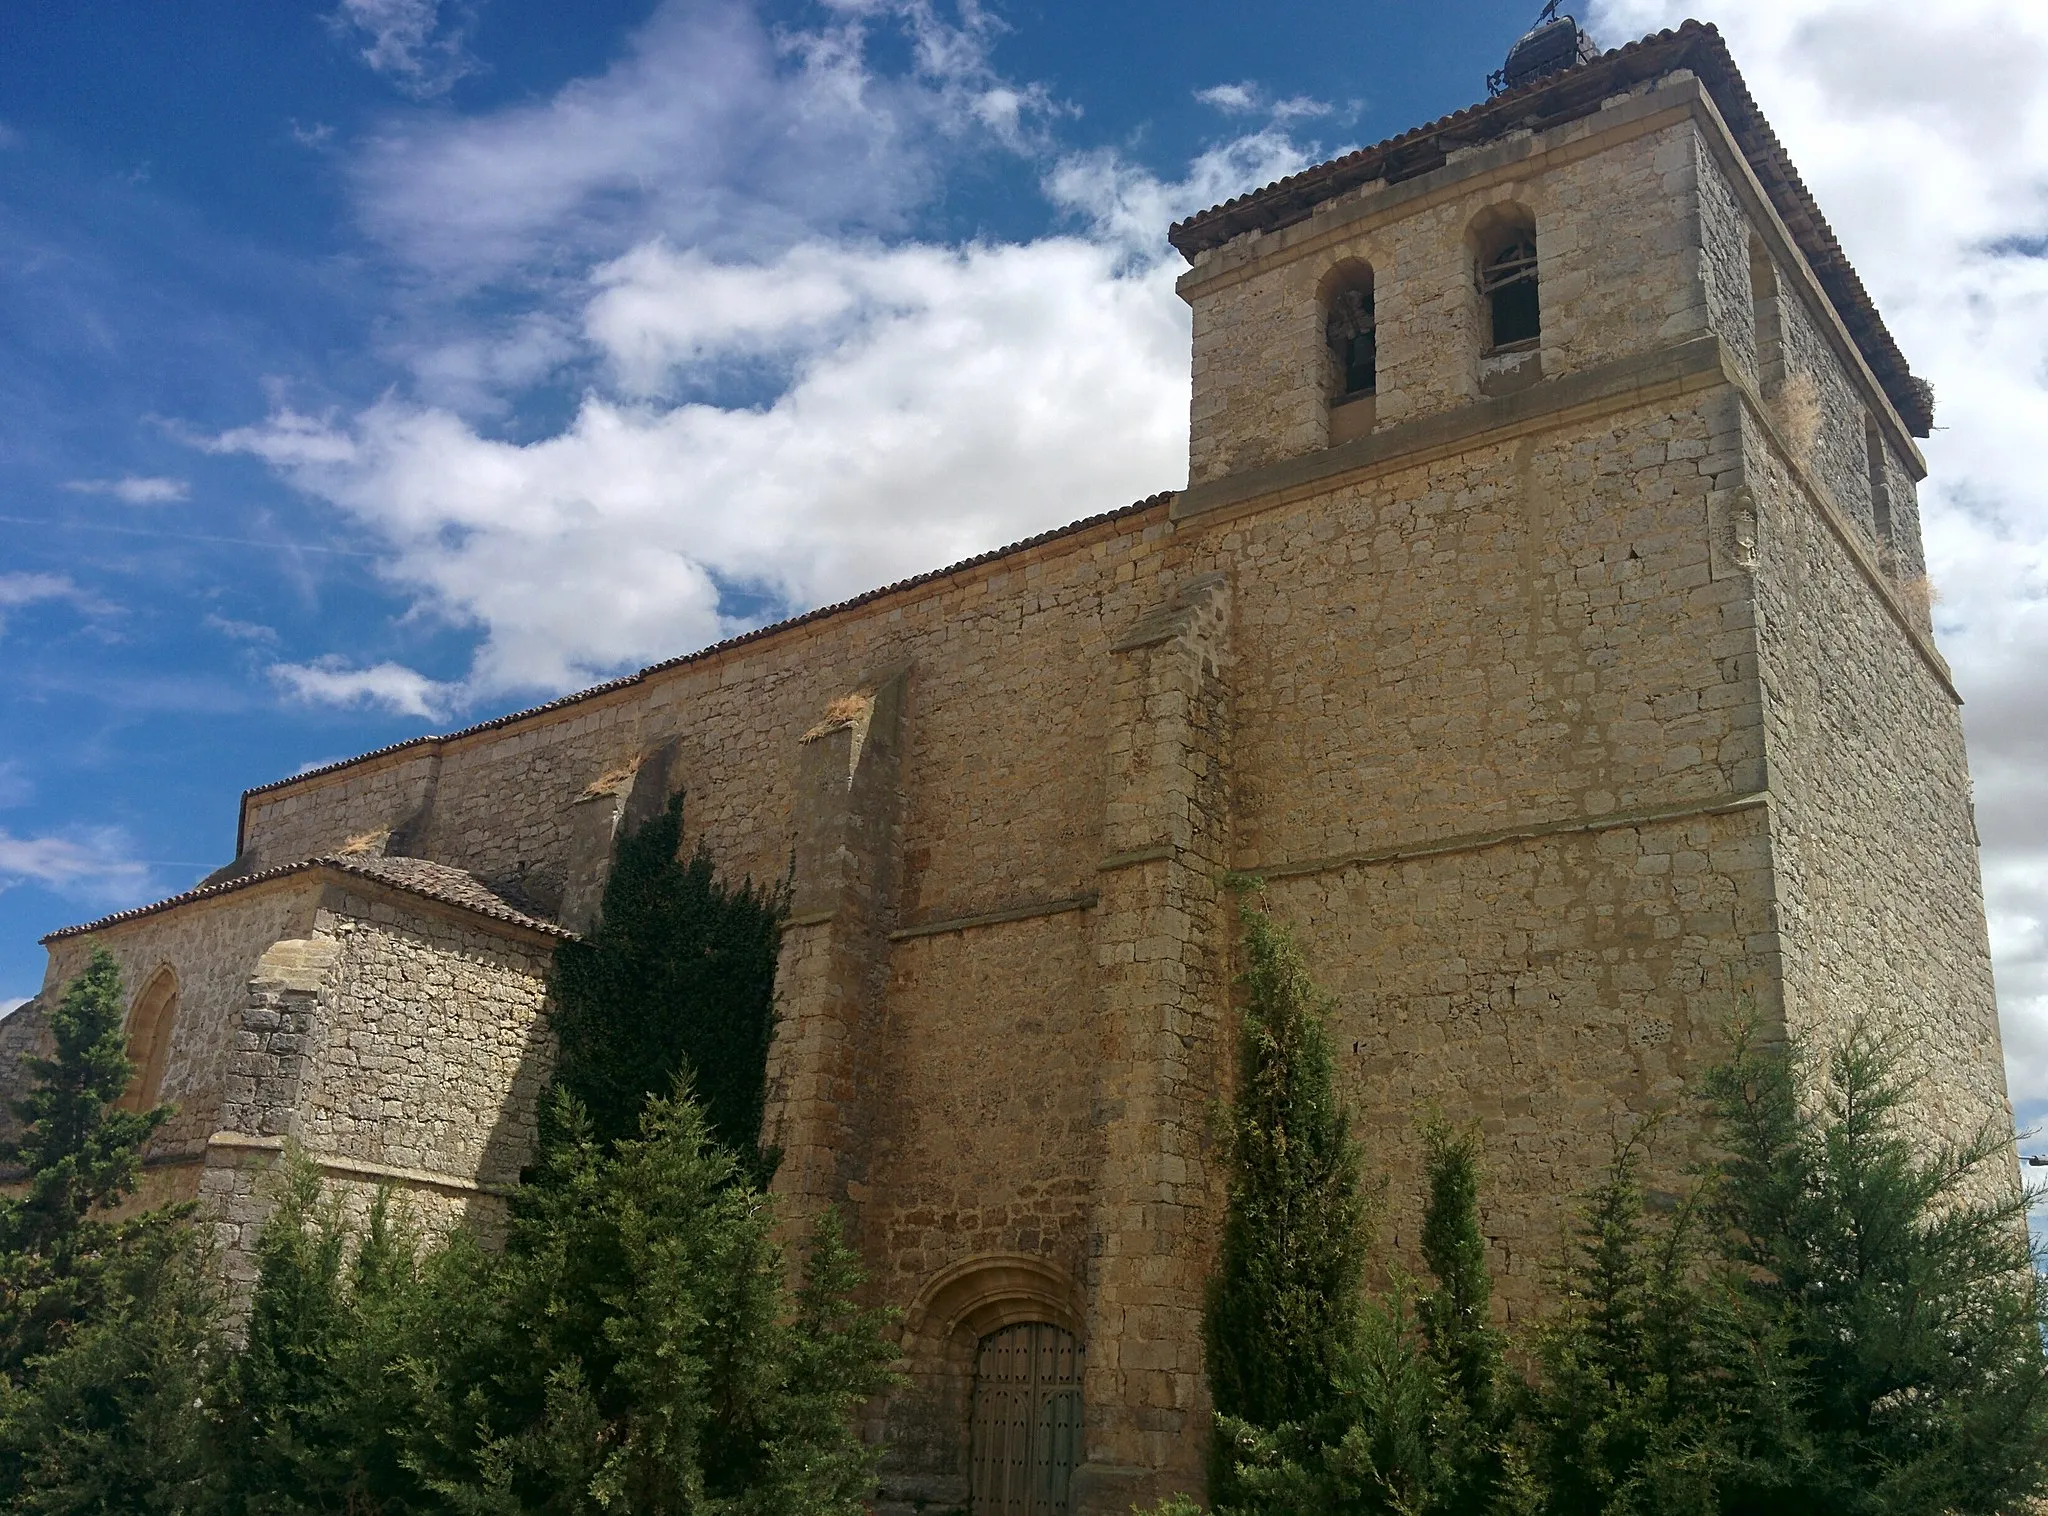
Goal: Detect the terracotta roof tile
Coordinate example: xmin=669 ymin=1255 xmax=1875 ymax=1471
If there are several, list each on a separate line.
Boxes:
xmin=43 ymin=853 xmax=573 ymax=944
xmin=1167 ymin=21 xmax=1933 ymax=438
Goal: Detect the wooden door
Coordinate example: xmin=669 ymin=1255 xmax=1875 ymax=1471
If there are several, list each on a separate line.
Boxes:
xmin=970 ymin=1322 xmax=1083 ymax=1516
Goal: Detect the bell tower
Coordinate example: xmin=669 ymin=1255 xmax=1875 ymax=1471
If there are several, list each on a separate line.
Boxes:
xmin=1149 ymin=15 xmax=2004 ymax=1443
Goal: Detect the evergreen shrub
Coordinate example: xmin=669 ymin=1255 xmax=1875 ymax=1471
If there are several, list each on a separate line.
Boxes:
xmin=1203 ymin=888 xmax=1371 ymax=1504
xmin=545 ymin=790 xmax=785 ymax=1163
xmin=0 ymin=948 xmax=222 ymax=1513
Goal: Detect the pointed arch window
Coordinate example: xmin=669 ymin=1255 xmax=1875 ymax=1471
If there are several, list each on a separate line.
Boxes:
xmin=119 ymin=965 xmax=179 ymax=1113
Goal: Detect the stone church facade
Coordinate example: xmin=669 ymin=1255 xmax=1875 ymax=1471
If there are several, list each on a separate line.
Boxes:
xmin=3 ymin=22 xmax=2009 ymax=1516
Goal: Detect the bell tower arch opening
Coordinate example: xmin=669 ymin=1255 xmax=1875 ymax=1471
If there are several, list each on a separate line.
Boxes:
xmin=1471 ymin=204 xmax=1540 ymax=354
xmin=1321 ymin=258 xmax=1380 ymax=444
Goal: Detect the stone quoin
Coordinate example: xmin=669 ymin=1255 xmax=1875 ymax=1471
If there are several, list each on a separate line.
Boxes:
xmin=2 ymin=21 xmax=2007 ymax=1516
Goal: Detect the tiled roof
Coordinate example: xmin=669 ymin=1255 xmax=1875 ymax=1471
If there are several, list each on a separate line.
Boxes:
xmin=1168 ymin=21 xmax=1933 ymax=438
xmin=242 ymin=494 xmax=1175 ymax=801
xmin=43 ymin=853 xmax=573 ymax=943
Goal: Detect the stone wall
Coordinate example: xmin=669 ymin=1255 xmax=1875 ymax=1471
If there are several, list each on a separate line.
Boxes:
xmin=1180 ymin=84 xmax=1717 ymax=486
xmin=0 ymin=998 xmax=51 ymax=1149
xmin=1745 ymin=400 xmax=2006 ymax=1150
xmin=18 ymin=871 xmax=558 ymax=1300
xmin=1267 ymin=801 xmax=1773 ymax=1319
xmin=300 ymin=884 xmax=555 ymax=1187
xmin=239 ymin=747 xmax=442 ymax=875
xmin=199 ymin=879 xmax=556 ymax=1293
xmin=1694 ymin=125 xmax=1758 ymax=387
xmin=28 ymin=880 xmax=324 ymax=1175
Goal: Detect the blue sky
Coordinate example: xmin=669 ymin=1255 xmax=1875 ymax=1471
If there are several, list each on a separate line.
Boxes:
xmin=5 ymin=0 xmax=2048 ymax=1137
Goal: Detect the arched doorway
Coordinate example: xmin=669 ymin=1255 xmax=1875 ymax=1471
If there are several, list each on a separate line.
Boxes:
xmin=119 ymin=965 xmax=179 ymax=1113
xmin=970 ymin=1321 xmax=1083 ymax=1516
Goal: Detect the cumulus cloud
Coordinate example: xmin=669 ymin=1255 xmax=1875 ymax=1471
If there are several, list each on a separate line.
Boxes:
xmin=222 ymin=233 xmax=1196 ymax=697
xmin=64 ymin=475 xmax=189 ymax=504
xmin=214 ymin=0 xmax=1314 ymax=702
xmin=270 ymin=658 xmax=451 ymax=719
xmin=1046 ymin=129 xmax=1310 ymax=254
xmin=0 ymin=828 xmax=153 ymax=905
xmin=352 ymin=0 xmax=1047 ymax=287
xmin=333 ymin=0 xmax=478 ymax=99
xmin=1593 ymin=0 xmax=2048 ymax=1112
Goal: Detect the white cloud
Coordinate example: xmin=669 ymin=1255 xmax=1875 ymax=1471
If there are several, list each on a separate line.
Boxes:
xmin=351 ymin=0 xmax=1044 ymax=288
xmin=204 ymin=613 xmax=280 ymax=645
xmin=333 ymin=0 xmax=478 ymax=99
xmin=63 ymin=474 xmax=189 ymax=504
xmin=1593 ymin=0 xmax=2048 ymax=1113
xmin=1194 ymin=81 xmax=1332 ymax=123
xmin=0 ymin=998 xmax=27 ymax=1020
xmin=1195 ymin=82 xmax=1259 ymax=113
xmin=215 ymin=0 xmax=1315 ymax=702
xmin=0 ymin=828 xmax=153 ymax=905
xmin=0 ymin=573 xmax=95 ymax=635
xmin=270 ymin=658 xmax=451 ymax=719
xmin=1046 ymin=130 xmax=1310 ymax=255
xmin=223 ymin=233 xmax=1196 ymax=698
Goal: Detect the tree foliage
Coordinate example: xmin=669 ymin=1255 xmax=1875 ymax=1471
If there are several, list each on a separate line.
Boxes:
xmin=544 ymin=792 xmax=784 ymax=1165
xmin=1204 ymin=891 xmax=1371 ymax=1502
xmin=0 ymin=947 xmax=221 ymax=1513
xmin=211 ymin=1157 xmax=429 ymax=1514
xmin=1698 ymin=1022 xmax=2048 ymax=1514
xmin=1217 ymin=1118 xmax=1527 ymax=1516
xmin=1518 ymin=1127 xmax=1721 ymax=1516
xmin=212 ymin=1094 xmax=897 ymax=1516
xmin=203 ymin=798 xmax=888 ymax=1515
xmin=1205 ymin=895 xmax=1522 ymax=1516
xmin=1192 ymin=897 xmax=2048 ymax=1516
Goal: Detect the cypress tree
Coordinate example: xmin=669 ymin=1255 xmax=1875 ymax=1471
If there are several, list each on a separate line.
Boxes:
xmin=1418 ymin=1119 xmax=1502 ymax=1429
xmin=1520 ymin=1129 xmax=1720 ymax=1515
xmin=398 ymin=1089 xmax=898 ymax=1514
xmin=545 ymin=791 xmax=784 ymax=1162
xmin=0 ymin=948 xmax=220 ymax=1512
xmin=1204 ymin=891 xmax=1371 ymax=1500
xmin=1703 ymin=1022 xmax=2048 ymax=1513
xmin=210 ymin=1158 xmax=429 ymax=1514
xmin=1415 ymin=1118 xmax=1513 ymax=1515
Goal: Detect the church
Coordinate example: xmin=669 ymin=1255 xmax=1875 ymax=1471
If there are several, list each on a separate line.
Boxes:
xmin=1 ymin=19 xmax=2009 ymax=1516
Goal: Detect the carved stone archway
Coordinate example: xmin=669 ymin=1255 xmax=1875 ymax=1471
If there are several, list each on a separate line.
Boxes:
xmin=884 ymin=1255 xmax=1087 ymax=1513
